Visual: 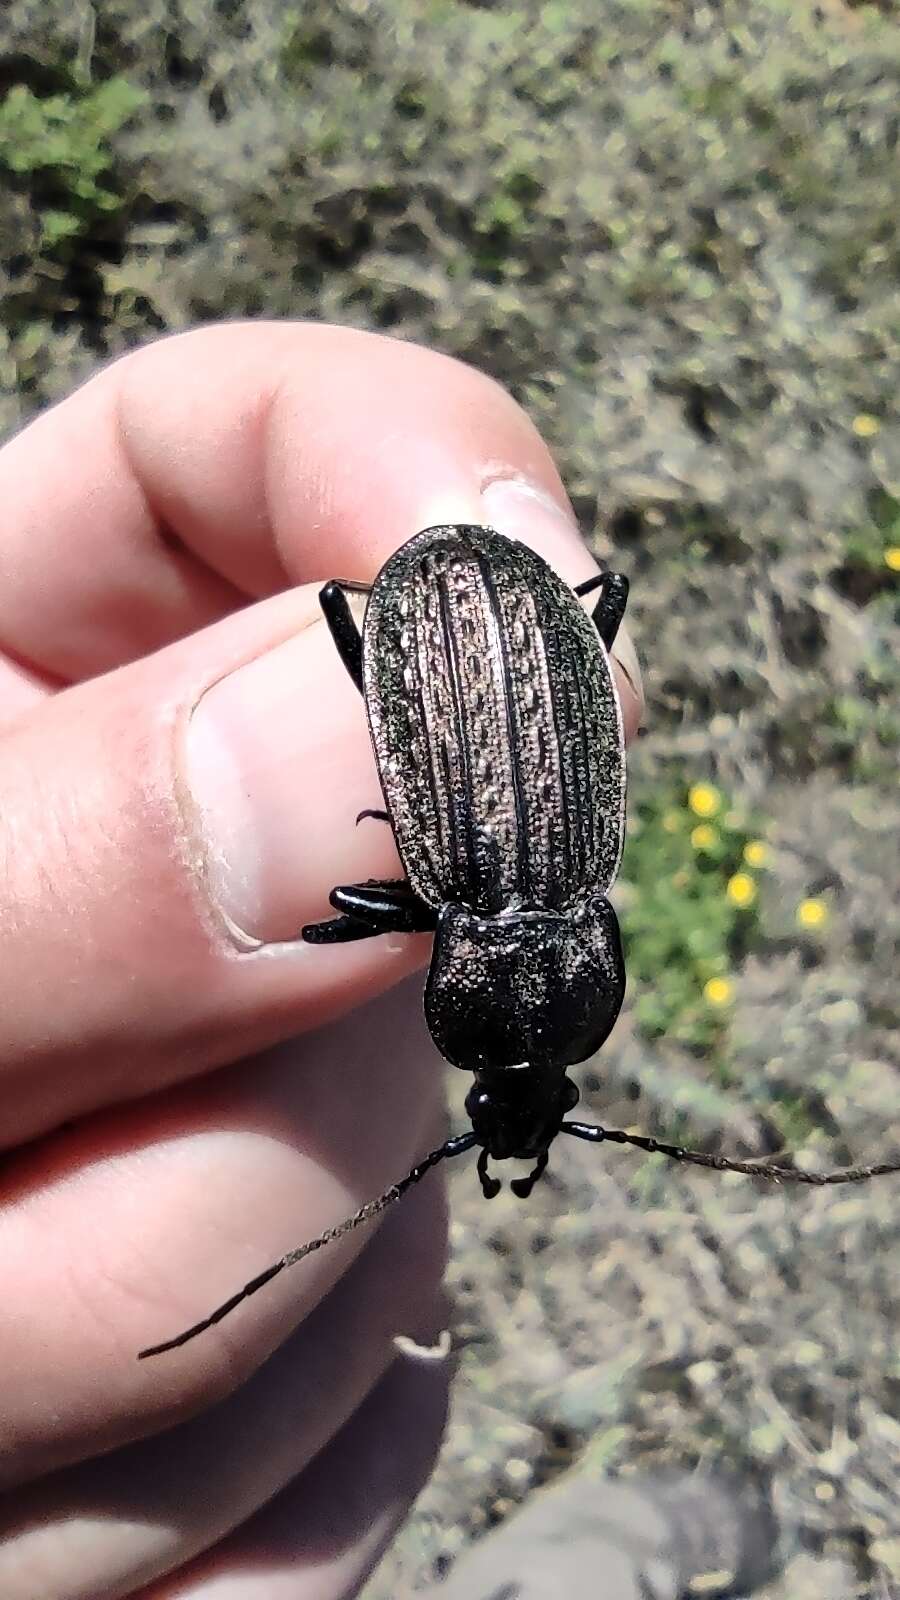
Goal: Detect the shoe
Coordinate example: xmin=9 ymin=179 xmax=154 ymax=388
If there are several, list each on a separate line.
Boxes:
xmin=418 ymin=1469 xmax=777 ymax=1599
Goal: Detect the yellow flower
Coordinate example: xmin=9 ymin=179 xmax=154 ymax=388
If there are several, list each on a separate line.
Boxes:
xmin=797 ymin=897 xmax=828 ymax=930
xmin=743 ymin=840 xmax=769 ymax=868
xmin=851 ymin=413 xmax=880 ymax=438
xmin=691 ymin=824 xmax=717 ymax=850
xmin=689 ymin=783 xmax=721 ymax=819
xmin=726 ymin=872 xmax=757 ymax=908
xmin=704 ymin=977 xmax=733 ymax=1006
xmin=885 ymin=547 xmax=900 ymax=573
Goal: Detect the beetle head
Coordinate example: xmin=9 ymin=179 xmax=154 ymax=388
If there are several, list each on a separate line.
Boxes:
xmin=465 ymin=1068 xmax=579 ymax=1160
xmin=424 ymin=896 xmax=625 ymax=1073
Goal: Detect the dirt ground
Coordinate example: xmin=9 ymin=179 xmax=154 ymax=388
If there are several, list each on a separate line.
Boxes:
xmin=369 ymin=1041 xmax=898 ymax=1596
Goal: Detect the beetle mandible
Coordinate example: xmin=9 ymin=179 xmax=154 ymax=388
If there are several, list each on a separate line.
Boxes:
xmin=139 ymin=523 xmax=899 ymax=1359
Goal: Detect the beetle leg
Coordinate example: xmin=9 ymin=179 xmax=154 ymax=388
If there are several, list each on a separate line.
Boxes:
xmin=300 ymin=913 xmax=383 ymax=944
xmin=510 ymin=1147 xmax=550 ymax=1198
xmin=575 ymin=571 xmax=630 ymax=651
xmin=302 ymin=879 xmax=436 ymax=943
xmin=355 ymin=808 xmax=391 ymax=826
xmin=574 ymin=573 xmax=606 ymax=597
xmin=477 ymin=1147 xmax=501 ymax=1199
xmin=319 ymin=580 xmax=370 ymax=694
xmin=331 ymin=880 xmax=437 ymax=930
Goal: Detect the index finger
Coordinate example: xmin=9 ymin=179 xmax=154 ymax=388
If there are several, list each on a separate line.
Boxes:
xmin=0 ymin=322 xmax=641 ymax=722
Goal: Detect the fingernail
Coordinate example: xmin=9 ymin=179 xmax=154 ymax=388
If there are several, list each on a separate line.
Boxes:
xmin=481 ymin=476 xmax=644 ymax=729
xmin=481 ymin=476 xmax=591 ymax=582
xmin=184 ymin=621 xmax=400 ymax=947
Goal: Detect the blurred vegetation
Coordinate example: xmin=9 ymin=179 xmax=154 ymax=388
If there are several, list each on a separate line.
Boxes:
xmin=1 ymin=2 xmax=898 ymax=1596
xmin=0 ymin=78 xmax=143 ymax=250
xmin=618 ymin=780 xmax=767 ymax=1055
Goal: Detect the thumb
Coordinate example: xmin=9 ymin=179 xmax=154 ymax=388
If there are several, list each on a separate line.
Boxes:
xmin=0 ymin=586 xmax=419 ymax=1149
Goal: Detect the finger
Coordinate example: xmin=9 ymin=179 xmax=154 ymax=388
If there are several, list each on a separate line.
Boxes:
xmin=0 ymin=981 xmax=446 ymax=1486
xmin=136 ymin=1354 xmax=449 ymax=1600
xmin=0 ymin=322 xmax=641 ymax=729
xmin=0 ymin=584 xmax=427 ymax=1146
xmin=0 ymin=1167 xmax=448 ymax=1599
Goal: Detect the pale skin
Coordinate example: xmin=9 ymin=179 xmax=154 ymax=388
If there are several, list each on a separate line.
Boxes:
xmin=0 ymin=323 xmax=643 ymax=1600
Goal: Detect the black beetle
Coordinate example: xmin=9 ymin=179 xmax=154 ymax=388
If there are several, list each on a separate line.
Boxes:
xmin=306 ymin=522 xmax=630 ymax=1199
xmin=139 ymin=524 xmax=899 ymax=1359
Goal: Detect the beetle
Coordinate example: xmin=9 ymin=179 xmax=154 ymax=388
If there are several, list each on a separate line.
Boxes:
xmin=139 ymin=523 xmax=899 ymax=1359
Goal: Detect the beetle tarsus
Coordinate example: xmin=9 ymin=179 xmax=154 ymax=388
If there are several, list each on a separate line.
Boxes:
xmin=356 ymin=808 xmax=391 ymax=825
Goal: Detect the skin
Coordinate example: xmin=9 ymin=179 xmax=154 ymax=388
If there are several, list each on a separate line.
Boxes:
xmin=0 ymin=322 xmax=642 ymax=1600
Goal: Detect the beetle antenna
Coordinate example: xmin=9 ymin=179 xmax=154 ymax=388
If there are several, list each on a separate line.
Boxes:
xmin=561 ymin=1121 xmax=900 ymax=1185
xmin=138 ymin=1129 xmax=478 ymax=1360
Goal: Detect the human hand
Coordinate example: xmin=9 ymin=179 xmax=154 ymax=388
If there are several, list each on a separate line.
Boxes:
xmin=0 ymin=322 xmax=642 ymax=1600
